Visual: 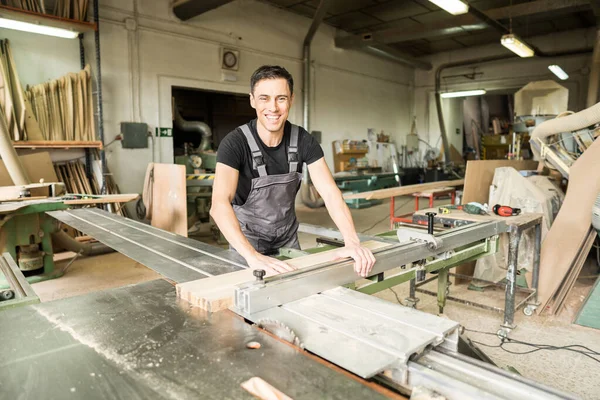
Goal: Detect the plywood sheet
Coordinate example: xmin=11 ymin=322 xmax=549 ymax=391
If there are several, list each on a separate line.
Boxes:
xmin=150 ymin=163 xmax=187 ymax=237
xmin=0 ymin=152 xmax=57 ymax=186
xmin=537 ymin=138 xmax=600 ymax=314
xmin=343 ymin=179 xmax=464 ymax=201
xmin=176 ymin=240 xmax=393 ymax=312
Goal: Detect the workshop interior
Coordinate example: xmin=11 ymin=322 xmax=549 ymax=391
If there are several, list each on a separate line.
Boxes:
xmin=1 ymin=0 xmax=600 ymax=399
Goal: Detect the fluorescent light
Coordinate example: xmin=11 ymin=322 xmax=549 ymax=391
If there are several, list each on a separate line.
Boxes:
xmin=0 ymin=17 xmax=79 ymax=39
xmin=441 ymin=89 xmax=486 ymax=98
xmin=429 ymin=0 xmax=469 ymax=15
xmin=548 ymin=65 xmax=568 ymax=80
xmin=500 ymin=34 xmax=534 ymax=58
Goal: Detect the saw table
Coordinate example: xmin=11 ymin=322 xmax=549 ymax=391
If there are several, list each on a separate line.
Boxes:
xmin=0 ymin=208 xmax=575 ymax=399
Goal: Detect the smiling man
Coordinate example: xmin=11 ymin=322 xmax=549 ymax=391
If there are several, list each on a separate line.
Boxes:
xmin=210 ymin=65 xmax=375 ymax=277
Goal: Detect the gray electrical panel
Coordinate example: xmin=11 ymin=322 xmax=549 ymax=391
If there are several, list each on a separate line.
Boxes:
xmin=121 ymin=122 xmax=149 ymax=149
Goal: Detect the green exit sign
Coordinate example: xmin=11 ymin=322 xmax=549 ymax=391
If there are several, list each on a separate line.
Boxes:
xmin=155 ymin=127 xmax=173 ymax=137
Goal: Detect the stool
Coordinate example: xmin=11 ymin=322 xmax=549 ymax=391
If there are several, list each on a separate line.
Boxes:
xmin=390 ymin=187 xmax=456 ymax=229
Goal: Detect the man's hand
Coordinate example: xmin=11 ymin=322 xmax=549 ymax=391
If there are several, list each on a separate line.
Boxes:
xmin=333 ymin=244 xmax=376 ymax=278
xmin=246 ymin=252 xmax=297 ymax=276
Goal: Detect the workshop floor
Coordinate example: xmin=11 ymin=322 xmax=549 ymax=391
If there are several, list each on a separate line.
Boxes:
xmin=32 ymin=197 xmax=600 ymax=399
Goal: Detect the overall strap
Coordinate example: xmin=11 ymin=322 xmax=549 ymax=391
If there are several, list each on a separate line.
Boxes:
xmin=240 ymin=124 xmax=267 ymax=177
xmin=288 ymin=124 xmax=299 ymax=173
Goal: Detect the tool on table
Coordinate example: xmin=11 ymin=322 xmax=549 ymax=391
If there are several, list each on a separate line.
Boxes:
xmin=439 ymin=202 xmax=488 ymax=215
xmin=493 ymin=204 xmax=521 ymax=217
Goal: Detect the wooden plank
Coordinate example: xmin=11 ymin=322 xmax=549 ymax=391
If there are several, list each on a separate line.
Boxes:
xmin=63 ymin=194 xmax=139 ymax=205
xmin=12 ymin=140 xmax=103 ymax=148
xmin=343 ymin=179 xmax=464 ymax=201
xmin=537 ymin=138 xmax=600 ymax=314
xmin=462 ymin=160 xmax=539 ymax=204
xmin=4 ymin=39 xmax=25 ymax=136
xmin=150 ymin=163 xmax=187 ymax=237
xmin=241 ymin=377 xmax=292 ymax=400
xmin=176 ymin=241 xmax=392 ymax=312
xmin=0 ymin=152 xmax=58 ymax=186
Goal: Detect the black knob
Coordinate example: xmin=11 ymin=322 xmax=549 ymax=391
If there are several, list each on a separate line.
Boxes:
xmin=253 ymin=269 xmax=266 ymax=281
xmin=425 ymin=212 xmax=436 ymax=234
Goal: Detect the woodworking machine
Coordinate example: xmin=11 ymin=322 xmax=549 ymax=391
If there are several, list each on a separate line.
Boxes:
xmin=0 ymin=208 xmax=576 ymax=399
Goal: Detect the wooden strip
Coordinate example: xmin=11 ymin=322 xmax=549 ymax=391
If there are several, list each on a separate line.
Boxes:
xmin=63 ymin=194 xmax=139 ymax=205
xmin=4 ymin=39 xmax=26 ymax=136
xmin=538 ymin=138 xmax=600 ymax=313
xmin=176 ymin=241 xmax=392 ymax=312
xmin=343 ymin=179 xmax=464 ymax=201
xmin=241 ymin=377 xmax=292 ymax=400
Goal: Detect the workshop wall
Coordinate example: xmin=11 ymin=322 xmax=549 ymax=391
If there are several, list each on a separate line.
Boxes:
xmin=5 ymin=0 xmax=415 ymax=203
xmin=414 ymin=27 xmax=595 ymax=159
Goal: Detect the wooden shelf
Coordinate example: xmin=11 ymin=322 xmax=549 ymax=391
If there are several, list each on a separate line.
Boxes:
xmin=0 ymin=5 xmax=97 ymax=35
xmin=13 ymin=141 xmax=103 ymax=149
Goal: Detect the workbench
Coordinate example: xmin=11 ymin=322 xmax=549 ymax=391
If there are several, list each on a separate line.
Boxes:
xmin=412 ymin=208 xmax=543 ymax=337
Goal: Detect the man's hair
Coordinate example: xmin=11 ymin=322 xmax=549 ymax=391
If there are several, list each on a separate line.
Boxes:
xmin=250 ymin=65 xmax=294 ymax=95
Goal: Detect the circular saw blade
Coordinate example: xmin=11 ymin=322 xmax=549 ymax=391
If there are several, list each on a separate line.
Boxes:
xmin=256 ymin=319 xmax=303 ymax=349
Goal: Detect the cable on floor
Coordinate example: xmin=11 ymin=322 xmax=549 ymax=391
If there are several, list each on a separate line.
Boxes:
xmin=463 ymin=327 xmax=600 ymax=364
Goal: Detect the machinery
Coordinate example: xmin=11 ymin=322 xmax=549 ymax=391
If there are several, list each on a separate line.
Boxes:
xmin=0 ymin=201 xmax=575 ymax=399
xmin=335 ymin=170 xmax=403 ymax=209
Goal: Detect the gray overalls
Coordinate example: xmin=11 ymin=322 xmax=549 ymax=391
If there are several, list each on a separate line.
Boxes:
xmin=232 ymin=123 xmax=302 ymax=256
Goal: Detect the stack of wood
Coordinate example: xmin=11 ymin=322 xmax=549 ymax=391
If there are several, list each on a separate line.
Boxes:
xmin=26 ymin=64 xmax=96 ymax=142
xmin=0 ymin=0 xmax=90 ymax=22
xmin=0 ymin=39 xmax=42 ymax=141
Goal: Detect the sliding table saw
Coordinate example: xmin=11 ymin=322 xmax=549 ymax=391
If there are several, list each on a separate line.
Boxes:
xmin=0 ymin=208 xmax=575 ymax=399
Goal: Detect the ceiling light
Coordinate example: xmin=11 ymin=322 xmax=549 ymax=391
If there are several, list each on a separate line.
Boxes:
xmin=0 ymin=17 xmax=79 ymax=39
xmin=429 ymin=0 xmax=469 ymax=15
xmin=440 ymin=89 xmax=486 ymax=98
xmin=500 ymin=34 xmax=534 ymax=58
xmin=548 ymin=65 xmax=568 ymax=80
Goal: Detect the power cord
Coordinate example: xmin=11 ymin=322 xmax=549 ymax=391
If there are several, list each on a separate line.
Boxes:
xmin=463 ymin=328 xmax=600 ymax=364
xmin=362 ymin=198 xmax=413 ymax=233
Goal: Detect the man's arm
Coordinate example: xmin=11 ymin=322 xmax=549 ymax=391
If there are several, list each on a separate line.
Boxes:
xmin=210 ymin=162 xmax=295 ymax=275
xmin=307 ymin=158 xmax=376 ymax=277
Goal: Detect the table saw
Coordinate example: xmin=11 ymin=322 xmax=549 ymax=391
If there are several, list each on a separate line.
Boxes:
xmin=0 ymin=208 xmax=576 ymax=399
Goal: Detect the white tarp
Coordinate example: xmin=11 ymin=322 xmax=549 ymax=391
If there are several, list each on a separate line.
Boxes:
xmin=473 ymin=167 xmax=564 ymax=284
xmin=514 ymin=80 xmax=569 ymax=117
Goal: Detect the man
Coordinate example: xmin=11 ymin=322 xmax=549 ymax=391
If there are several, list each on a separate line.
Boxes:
xmin=210 ymin=65 xmax=375 ymax=277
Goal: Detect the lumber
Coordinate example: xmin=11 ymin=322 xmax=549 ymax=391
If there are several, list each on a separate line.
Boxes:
xmin=241 ymin=377 xmax=292 ymax=400
xmin=176 ymin=240 xmax=392 ymax=312
xmin=537 ymin=138 xmax=600 ymax=314
xmin=343 ymin=179 xmax=464 ymax=201
xmin=0 ymin=152 xmax=57 ymax=186
xmin=63 ymin=194 xmax=139 ymax=205
xmin=150 ymin=163 xmax=187 ymax=236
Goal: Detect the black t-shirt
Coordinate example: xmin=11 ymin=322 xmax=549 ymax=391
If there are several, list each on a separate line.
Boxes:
xmin=217 ymin=119 xmax=324 ymax=205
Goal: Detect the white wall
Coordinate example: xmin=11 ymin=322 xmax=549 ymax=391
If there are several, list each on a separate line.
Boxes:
xmin=3 ymin=0 xmax=414 ymax=201
xmin=414 ymin=27 xmax=597 ymax=159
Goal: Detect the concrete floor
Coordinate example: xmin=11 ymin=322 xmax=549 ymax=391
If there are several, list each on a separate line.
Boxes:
xmin=32 ymin=197 xmax=600 ymax=399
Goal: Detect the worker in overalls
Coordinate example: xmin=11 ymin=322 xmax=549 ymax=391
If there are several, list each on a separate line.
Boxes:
xmin=211 ymin=65 xmax=375 ymax=276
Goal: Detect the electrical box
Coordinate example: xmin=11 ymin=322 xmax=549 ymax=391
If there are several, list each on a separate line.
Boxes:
xmin=405 ymin=133 xmax=419 ymax=152
xmin=121 ymin=122 xmax=148 ymax=149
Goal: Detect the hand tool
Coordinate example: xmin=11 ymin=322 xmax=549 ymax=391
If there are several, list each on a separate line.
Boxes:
xmin=439 ymin=202 xmax=488 ymax=215
xmin=493 ymin=204 xmax=521 ymax=217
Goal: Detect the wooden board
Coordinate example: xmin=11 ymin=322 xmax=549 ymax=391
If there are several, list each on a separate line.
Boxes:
xmin=0 ymin=152 xmax=58 ymax=186
xmin=343 ymin=179 xmax=464 ymax=201
xmin=462 ymin=160 xmax=539 ymax=204
xmin=63 ymin=194 xmax=139 ymax=205
xmin=176 ymin=240 xmax=393 ymax=312
xmin=537 ymin=138 xmax=600 ymax=314
xmin=241 ymin=377 xmax=292 ymax=400
xmin=150 ymin=163 xmax=187 ymax=237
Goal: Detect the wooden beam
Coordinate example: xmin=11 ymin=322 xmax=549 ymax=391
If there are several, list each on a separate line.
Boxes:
xmin=176 ymin=240 xmax=393 ymax=312
xmin=342 ymin=179 xmax=464 ymax=201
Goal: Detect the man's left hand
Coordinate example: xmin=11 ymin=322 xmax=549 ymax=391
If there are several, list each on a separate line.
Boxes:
xmin=333 ymin=244 xmax=376 ymax=278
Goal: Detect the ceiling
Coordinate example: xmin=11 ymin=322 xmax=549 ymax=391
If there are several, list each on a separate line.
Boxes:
xmin=260 ymin=0 xmax=597 ymax=58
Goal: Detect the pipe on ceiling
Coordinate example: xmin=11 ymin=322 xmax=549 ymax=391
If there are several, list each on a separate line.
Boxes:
xmin=172 ymin=0 xmax=235 ymax=21
xmin=434 ymin=48 xmax=592 ymax=165
xmin=300 ymin=0 xmax=331 ymax=208
xmin=173 ymin=102 xmax=213 ymax=152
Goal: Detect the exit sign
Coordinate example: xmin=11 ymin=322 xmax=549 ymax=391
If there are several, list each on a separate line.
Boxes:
xmin=155 ymin=127 xmax=173 ymax=137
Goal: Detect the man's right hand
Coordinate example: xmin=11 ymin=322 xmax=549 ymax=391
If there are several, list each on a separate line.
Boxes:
xmin=246 ymin=252 xmax=297 ymax=275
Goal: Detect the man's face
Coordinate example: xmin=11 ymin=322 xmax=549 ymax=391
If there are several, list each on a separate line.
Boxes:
xmin=250 ymin=78 xmax=293 ymax=134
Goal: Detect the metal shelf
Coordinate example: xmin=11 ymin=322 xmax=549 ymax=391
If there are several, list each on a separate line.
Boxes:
xmin=0 ymin=5 xmax=97 ymax=34
xmin=12 ymin=141 xmax=103 ymax=149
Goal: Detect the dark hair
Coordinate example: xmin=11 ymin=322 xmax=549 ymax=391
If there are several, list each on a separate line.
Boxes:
xmin=250 ymin=65 xmax=294 ymax=95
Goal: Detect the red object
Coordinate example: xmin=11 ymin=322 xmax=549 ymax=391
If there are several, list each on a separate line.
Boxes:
xmin=390 ymin=188 xmax=456 ymax=228
xmin=493 ymin=204 xmax=521 ymax=217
